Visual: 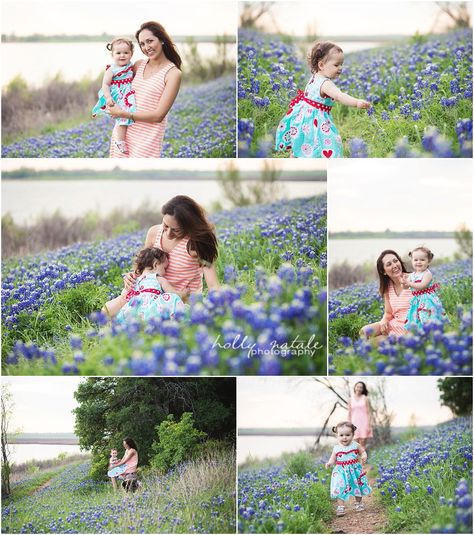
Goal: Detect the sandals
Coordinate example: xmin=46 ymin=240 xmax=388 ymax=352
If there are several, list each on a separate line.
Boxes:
xmin=336 ymin=505 xmax=345 ymax=516
xmin=114 ymin=140 xmax=128 ymax=154
xmin=355 ymin=502 xmax=365 ymax=512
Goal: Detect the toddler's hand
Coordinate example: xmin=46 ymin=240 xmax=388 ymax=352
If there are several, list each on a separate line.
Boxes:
xmin=325 ymin=461 xmax=332 ymax=469
xmin=357 ymin=99 xmax=371 ymax=109
xmin=106 ymin=98 xmax=115 ymax=107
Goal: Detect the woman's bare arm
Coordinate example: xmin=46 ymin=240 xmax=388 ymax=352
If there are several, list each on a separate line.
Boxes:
xmin=203 ymin=264 xmax=221 ymax=290
xmin=108 ymin=68 xmax=181 ymax=123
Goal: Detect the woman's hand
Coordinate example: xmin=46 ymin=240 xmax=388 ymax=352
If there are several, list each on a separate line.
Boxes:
xmin=123 ymin=272 xmax=136 ymax=291
xmin=380 ymin=318 xmax=389 ymax=335
xmin=106 ymin=98 xmax=115 ymax=107
xmin=108 ymin=104 xmax=125 ymax=118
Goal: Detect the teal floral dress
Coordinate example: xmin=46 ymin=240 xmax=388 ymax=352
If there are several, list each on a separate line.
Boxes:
xmin=330 ymin=441 xmax=371 ymax=500
xmin=116 ymin=273 xmax=184 ymax=324
xmin=405 ymin=270 xmax=446 ymax=330
xmin=92 ymin=62 xmax=136 ymax=127
xmin=275 ymin=75 xmax=343 ymax=158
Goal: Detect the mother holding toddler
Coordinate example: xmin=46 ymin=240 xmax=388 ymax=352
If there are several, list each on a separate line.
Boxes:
xmin=359 ymin=250 xmax=412 ymax=343
xmin=124 ymin=195 xmax=220 ymax=299
xmin=108 ymin=21 xmax=182 ymax=158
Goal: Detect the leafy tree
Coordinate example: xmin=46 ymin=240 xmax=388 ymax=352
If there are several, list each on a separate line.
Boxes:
xmin=1 ymin=384 xmax=13 ymax=497
xmin=73 ymin=378 xmax=235 ymax=479
xmin=454 ymin=225 xmax=473 ymax=258
xmin=438 ymin=378 xmax=472 ymax=416
xmin=151 ymin=413 xmax=206 ymax=472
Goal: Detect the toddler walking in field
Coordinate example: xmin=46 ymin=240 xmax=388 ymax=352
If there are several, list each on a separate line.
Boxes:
xmin=103 ymin=247 xmax=185 ymax=324
xmin=92 ymin=37 xmax=136 ymax=154
xmin=403 ymin=246 xmax=447 ymax=330
xmin=325 ymin=421 xmax=371 ymax=516
xmin=275 ymin=41 xmax=370 ymax=158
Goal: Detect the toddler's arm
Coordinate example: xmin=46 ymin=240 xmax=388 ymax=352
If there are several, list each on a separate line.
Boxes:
xmin=102 ymin=288 xmax=128 ymax=318
xmin=405 ymin=271 xmax=433 ymax=291
xmin=157 ymin=276 xmax=178 ymax=294
xmin=101 ymin=67 xmax=115 ymax=106
xmin=321 ymin=80 xmax=371 ymax=109
xmin=325 ymin=451 xmax=337 ymax=468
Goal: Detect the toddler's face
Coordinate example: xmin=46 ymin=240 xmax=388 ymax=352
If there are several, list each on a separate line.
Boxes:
xmin=110 ymin=449 xmax=117 ymax=456
xmin=112 ymin=42 xmax=132 ymax=67
xmin=411 ymin=250 xmax=429 ymax=272
xmin=319 ymin=50 xmax=344 ymax=79
xmin=337 ymin=426 xmax=354 ymax=446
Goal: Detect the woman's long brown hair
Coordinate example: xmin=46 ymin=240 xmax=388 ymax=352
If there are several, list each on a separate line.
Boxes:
xmin=162 ymin=196 xmax=218 ymax=264
xmin=135 ymin=21 xmax=182 ymax=69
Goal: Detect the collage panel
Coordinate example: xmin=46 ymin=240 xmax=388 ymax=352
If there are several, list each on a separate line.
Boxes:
xmin=1 ymin=376 xmax=236 ymax=533
xmin=237 ymin=376 xmax=473 ymax=534
xmin=238 ymin=1 xmax=472 ymax=158
xmin=328 ymin=159 xmax=473 ymax=376
xmin=2 ymin=0 xmax=237 ymax=158
xmin=2 ymin=159 xmax=327 ymax=376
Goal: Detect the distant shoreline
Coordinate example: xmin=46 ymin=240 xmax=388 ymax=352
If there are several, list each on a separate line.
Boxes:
xmin=2 ymin=34 xmax=236 ymax=44
xmin=10 ymin=437 xmax=79 ymax=445
xmin=330 ymin=231 xmax=455 ymax=239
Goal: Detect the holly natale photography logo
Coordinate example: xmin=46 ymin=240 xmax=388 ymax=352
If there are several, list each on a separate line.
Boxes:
xmin=211 ymin=333 xmax=323 ymax=358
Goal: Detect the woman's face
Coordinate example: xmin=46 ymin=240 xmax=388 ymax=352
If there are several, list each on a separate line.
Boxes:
xmin=354 ymin=382 xmax=364 ymax=395
xmin=162 ymin=215 xmax=183 ymax=240
xmin=123 ymin=440 xmax=128 ymax=449
xmin=382 ymin=253 xmax=402 ymax=280
xmin=138 ymin=29 xmax=163 ymax=60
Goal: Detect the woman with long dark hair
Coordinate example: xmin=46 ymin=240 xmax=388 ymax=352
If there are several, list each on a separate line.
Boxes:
xmin=124 ymin=196 xmax=220 ymax=300
xmin=359 ymin=249 xmax=412 ymax=343
xmin=107 ymin=437 xmax=139 ymax=491
xmin=348 ymin=382 xmax=373 ymax=448
xmin=108 ymin=21 xmax=182 ymax=158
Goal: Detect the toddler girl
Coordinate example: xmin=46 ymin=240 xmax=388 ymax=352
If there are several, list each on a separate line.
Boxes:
xmin=92 ymin=37 xmax=136 ymax=154
xmin=109 ymin=448 xmax=119 ymax=468
xmin=403 ymin=246 xmax=447 ymax=329
xmin=103 ymin=247 xmax=185 ymax=323
xmin=275 ymin=41 xmax=370 ymax=158
xmin=325 ymin=421 xmax=371 ymax=516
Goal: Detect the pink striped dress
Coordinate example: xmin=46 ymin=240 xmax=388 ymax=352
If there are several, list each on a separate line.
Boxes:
xmin=110 ymin=60 xmax=177 ymax=158
xmin=386 ymin=282 xmax=412 ymax=336
xmin=154 ymin=225 xmax=203 ymax=293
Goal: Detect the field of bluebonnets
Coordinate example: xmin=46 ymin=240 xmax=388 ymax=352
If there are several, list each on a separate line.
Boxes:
xmin=1 ymin=451 xmax=236 ymax=533
xmin=1 ymin=76 xmax=236 ymax=158
xmin=238 ymin=28 xmax=473 ymax=157
xmin=238 ymin=418 xmax=472 ymax=534
xmin=329 ymin=259 xmax=473 ymax=376
xmin=2 ymin=196 xmax=327 ymax=376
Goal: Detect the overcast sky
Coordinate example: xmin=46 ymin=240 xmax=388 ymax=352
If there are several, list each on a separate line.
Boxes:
xmin=238 ymin=376 xmax=455 ymax=428
xmin=328 ymin=159 xmax=473 ymax=232
xmin=245 ymin=0 xmax=471 ymax=37
xmin=3 ymin=377 xmax=83 ymax=434
xmin=2 ymin=1 xmax=237 ymax=36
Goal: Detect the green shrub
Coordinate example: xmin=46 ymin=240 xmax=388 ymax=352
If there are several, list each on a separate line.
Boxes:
xmin=284 ymin=451 xmax=316 ymax=478
xmin=150 ymin=413 xmax=207 ymax=473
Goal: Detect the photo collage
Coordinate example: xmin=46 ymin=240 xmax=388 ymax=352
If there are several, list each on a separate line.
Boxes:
xmin=1 ymin=1 xmax=472 ymax=534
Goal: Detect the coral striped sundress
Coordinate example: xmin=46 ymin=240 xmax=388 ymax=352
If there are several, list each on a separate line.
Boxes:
xmin=110 ymin=60 xmax=177 ymax=158
xmin=386 ymin=282 xmax=412 ymax=336
xmin=154 ymin=225 xmax=203 ymax=293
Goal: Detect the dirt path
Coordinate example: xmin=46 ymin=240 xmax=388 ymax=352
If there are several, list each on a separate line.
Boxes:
xmin=328 ymin=465 xmax=388 ymax=534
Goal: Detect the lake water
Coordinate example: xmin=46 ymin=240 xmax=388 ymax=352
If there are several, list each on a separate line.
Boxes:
xmin=1 ymin=180 xmax=326 ymax=224
xmin=238 ymin=435 xmax=331 ymax=465
xmin=2 ymin=42 xmax=236 ymax=88
xmin=10 ymin=444 xmax=83 ymax=465
xmin=329 ymin=238 xmax=458 ymax=266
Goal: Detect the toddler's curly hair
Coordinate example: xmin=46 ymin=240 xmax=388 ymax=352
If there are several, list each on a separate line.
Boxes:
xmin=107 ymin=36 xmax=134 ymax=55
xmin=332 ymin=421 xmax=357 ymax=434
xmin=308 ymin=41 xmax=343 ymax=73
xmin=409 ymin=246 xmax=434 ymax=262
xmin=133 ymin=247 xmax=168 ymax=275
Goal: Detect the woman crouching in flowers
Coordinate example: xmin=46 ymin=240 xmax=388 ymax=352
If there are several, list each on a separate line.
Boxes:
xmin=325 ymin=421 xmax=371 ymax=517
xmin=103 ymin=247 xmax=185 ymax=323
xmin=359 ymin=250 xmax=412 ymax=344
xmin=122 ymin=195 xmax=220 ymax=301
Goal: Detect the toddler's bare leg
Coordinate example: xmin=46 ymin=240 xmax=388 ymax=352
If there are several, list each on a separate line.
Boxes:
xmin=116 ymin=125 xmax=127 ymax=142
